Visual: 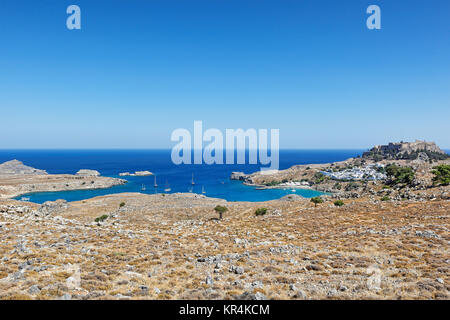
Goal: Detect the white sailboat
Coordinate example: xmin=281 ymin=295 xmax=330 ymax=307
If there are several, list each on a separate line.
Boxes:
xmin=153 ymin=175 xmax=158 ymax=187
xmin=141 ymin=184 xmax=146 ymax=191
xmin=202 ymin=186 xmax=206 ymax=194
xmin=191 ymin=173 xmax=195 ymax=185
xmin=164 ymin=180 xmax=171 ymax=192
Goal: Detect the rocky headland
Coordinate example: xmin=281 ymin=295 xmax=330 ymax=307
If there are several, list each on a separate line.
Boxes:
xmin=0 ymin=160 xmax=126 ymax=199
xmin=231 ymin=141 xmax=450 ymax=202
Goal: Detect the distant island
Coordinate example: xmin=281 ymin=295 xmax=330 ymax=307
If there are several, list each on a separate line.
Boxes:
xmin=119 ymin=171 xmax=153 ymax=177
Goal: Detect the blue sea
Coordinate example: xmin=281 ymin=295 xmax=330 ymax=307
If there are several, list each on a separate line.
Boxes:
xmin=0 ymin=150 xmax=365 ymax=203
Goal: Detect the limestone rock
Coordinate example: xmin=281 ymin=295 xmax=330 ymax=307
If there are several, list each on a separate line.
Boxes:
xmin=28 ymin=285 xmax=41 ymax=295
xmin=234 ymin=291 xmax=267 ymax=300
xmin=363 ymin=140 xmax=448 ymax=160
xmin=134 ymin=171 xmax=153 ymax=176
xmin=119 ymin=171 xmax=153 ymax=176
xmin=0 ymin=160 xmax=47 ymax=175
xmin=229 ymin=265 xmax=244 ymax=274
xmin=230 ymin=172 xmax=247 ymax=181
xmin=76 ymin=169 xmax=100 ymax=177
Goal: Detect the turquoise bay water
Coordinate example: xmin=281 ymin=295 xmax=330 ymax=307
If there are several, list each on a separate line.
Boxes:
xmin=0 ymin=149 xmax=365 ymax=203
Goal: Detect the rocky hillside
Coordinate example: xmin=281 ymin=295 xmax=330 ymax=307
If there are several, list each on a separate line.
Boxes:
xmin=231 ymin=141 xmax=450 ymax=201
xmin=0 ymin=193 xmax=448 ymax=300
xmin=0 ymin=160 xmax=48 ymax=175
xmin=362 ymin=140 xmax=449 ymax=161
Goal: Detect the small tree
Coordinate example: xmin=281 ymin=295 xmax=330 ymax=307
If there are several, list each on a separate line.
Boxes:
xmin=386 ymin=164 xmax=415 ymax=186
xmin=432 ymin=164 xmax=450 ymax=186
xmin=255 ymin=208 xmax=268 ymax=216
xmin=95 ymin=214 xmax=108 ymax=223
xmin=214 ymin=205 xmax=228 ymax=220
xmin=119 ymin=202 xmax=125 ymax=207
xmin=333 ymin=200 xmax=344 ymax=207
xmin=310 ymin=197 xmax=323 ymax=207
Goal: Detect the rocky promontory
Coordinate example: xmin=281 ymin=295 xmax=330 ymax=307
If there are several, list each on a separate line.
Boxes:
xmin=0 ymin=160 xmax=48 ymax=175
xmin=231 ymin=141 xmax=450 ymax=201
xmin=0 ymin=160 xmax=126 ymax=199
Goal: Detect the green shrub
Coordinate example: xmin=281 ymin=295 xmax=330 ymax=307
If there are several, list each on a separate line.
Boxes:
xmin=214 ymin=205 xmax=228 ymax=219
xmin=345 ymin=182 xmax=359 ymax=191
xmin=380 ymin=196 xmax=390 ymax=201
xmin=264 ymin=181 xmax=282 ymax=186
xmin=310 ymin=197 xmax=324 ymax=207
xmin=432 ymin=164 xmax=450 ymax=186
xmin=313 ymin=172 xmax=327 ymax=184
xmin=255 ymin=208 xmax=268 ymax=216
xmin=119 ymin=202 xmax=125 ymax=207
xmin=400 ymin=150 xmax=450 ymax=161
xmin=333 ymin=200 xmax=344 ymax=207
xmin=386 ymin=164 xmax=415 ymax=186
xmin=95 ymin=214 xmax=108 ymax=223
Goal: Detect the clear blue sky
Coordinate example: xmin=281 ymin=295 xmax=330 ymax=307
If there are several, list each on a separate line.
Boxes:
xmin=1 ymin=0 xmax=449 ymax=149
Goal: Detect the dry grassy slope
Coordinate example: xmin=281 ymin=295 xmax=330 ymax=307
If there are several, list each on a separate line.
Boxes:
xmin=0 ymin=193 xmax=448 ymax=300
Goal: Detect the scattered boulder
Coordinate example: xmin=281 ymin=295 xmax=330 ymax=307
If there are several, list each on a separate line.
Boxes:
xmin=139 ymin=285 xmax=149 ymax=294
xmin=28 ymin=285 xmax=40 ymax=295
xmin=229 ymin=265 xmax=244 ymax=275
xmin=58 ymin=293 xmax=72 ymax=300
xmin=37 ymin=200 xmax=69 ymax=216
xmin=206 ymin=274 xmax=214 ymax=286
xmin=234 ymin=291 xmax=267 ymax=300
xmin=293 ymin=290 xmax=307 ymax=299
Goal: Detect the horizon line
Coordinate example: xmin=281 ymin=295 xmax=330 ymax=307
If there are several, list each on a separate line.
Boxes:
xmin=0 ymin=147 xmax=449 ymax=151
